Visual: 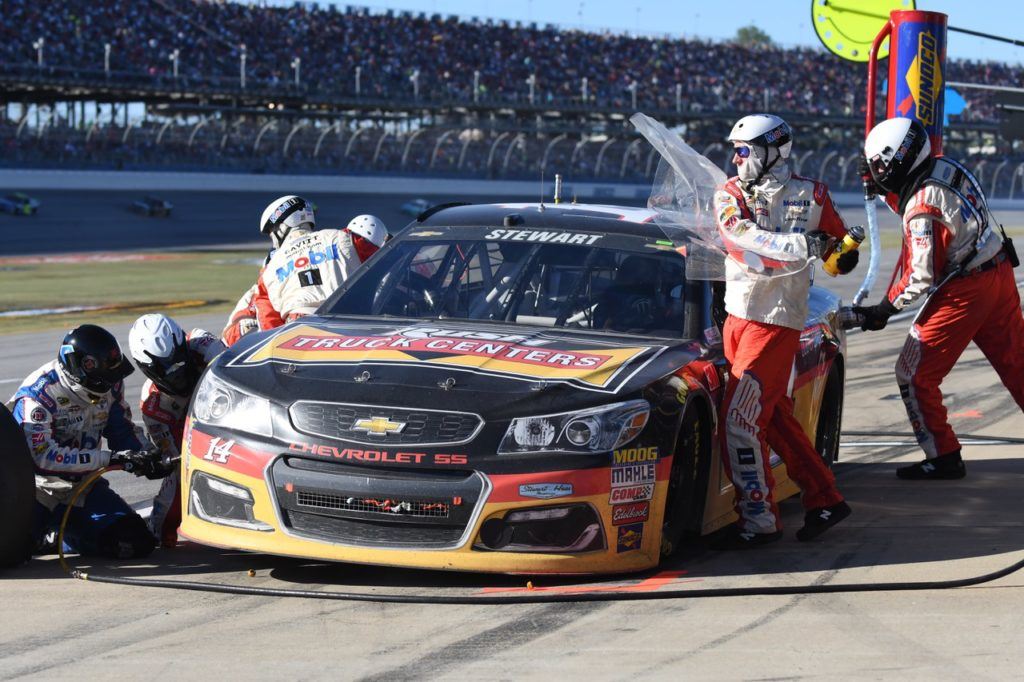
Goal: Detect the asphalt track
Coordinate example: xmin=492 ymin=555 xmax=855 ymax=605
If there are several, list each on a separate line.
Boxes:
xmin=3 ymin=293 xmax=1024 ymax=677
xmin=1 ymin=189 xmax=612 ymax=256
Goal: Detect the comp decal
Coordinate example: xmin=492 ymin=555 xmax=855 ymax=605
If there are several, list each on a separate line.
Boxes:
xmin=233 ymin=324 xmax=663 ymax=392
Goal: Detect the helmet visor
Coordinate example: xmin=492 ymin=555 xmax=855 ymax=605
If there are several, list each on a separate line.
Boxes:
xmin=142 ymin=346 xmax=196 ymax=395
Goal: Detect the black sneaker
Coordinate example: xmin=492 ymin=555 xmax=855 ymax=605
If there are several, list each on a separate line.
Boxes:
xmin=896 ymin=451 xmax=966 ymax=480
xmin=708 ymin=524 xmax=783 ymax=550
xmin=796 ymin=501 xmax=852 ymax=542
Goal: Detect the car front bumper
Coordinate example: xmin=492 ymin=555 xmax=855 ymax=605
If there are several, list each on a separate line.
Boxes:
xmin=179 ymin=423 xmax=669 ymax=575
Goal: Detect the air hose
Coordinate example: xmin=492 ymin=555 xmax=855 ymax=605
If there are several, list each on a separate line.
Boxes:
xmin=59 ymin=454 xmax=1024 ymax=604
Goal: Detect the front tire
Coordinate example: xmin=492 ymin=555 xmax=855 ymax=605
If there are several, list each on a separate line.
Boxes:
xmin=0 ymin=404 xmax=35 ymax=568
xmin=815 ymin=358 xmax=844 ymax=468
xmin=661 ymin=403 xmax=711 ymax=557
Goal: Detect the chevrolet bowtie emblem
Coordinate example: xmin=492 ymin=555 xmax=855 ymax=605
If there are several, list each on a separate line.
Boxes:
xmin=351 ymin=416 xmax=406 ymax=437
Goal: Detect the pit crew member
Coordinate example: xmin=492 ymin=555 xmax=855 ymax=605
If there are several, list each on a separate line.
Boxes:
xmin=712 ymin=114 xmax=855 ymax=548
xmin=252 ymin=196 xmax=389 ymax=330
xmin=129 ymin=313 xmax=225 ymax=547
xmin=6 ymin=325 xmax=162 ymax=559
xmin=854 ymin=118 xmax=1024 ymax=479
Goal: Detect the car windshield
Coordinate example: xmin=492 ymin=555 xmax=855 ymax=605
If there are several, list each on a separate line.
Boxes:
xmin=327 ymin=232 xmax=689 ymax=337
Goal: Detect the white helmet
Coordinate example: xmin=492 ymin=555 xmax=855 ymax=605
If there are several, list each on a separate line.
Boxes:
xmin=260 ymin=195 xmax=316 ymax=246
xmin=128 ymin=314 xmax=197 ymax=396
xmin=864 ymin=118 xmax=932 ymax=193
xmin=727 ymin=114 xmax=793 ymax=158
xmin=345 ymin=214 xmax=389 ymax=248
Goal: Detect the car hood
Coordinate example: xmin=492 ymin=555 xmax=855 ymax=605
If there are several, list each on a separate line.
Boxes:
xmin=217 ymin=317 xmax=703 ymax=418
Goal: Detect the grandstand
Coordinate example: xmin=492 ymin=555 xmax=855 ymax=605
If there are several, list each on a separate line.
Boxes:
xmin=2 ymin=1 xmax=1023 ymax=195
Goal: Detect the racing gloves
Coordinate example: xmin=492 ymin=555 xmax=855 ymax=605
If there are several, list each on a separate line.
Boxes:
xmin=852 ymin=299 xmax=897 ymax=331
xmin=858 ymin=153 xmax=879 ymax=200
xmin=803 ymin=230 xmax=834 ymax=260
xmin=835 ymin=248 xmax=860 ymax=275
xmin=112 ymin=449 xmax=174 ymax=480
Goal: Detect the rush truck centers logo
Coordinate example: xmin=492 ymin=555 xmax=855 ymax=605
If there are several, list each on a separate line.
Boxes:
xmin=236 ymin=324 xmax=658 ymax=390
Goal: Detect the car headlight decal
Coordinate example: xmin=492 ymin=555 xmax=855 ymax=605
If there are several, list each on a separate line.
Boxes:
xmin=498 ymin=399 xmax=650 ymax=454
xmin=191 ymin=371 xmax=273 ymax=437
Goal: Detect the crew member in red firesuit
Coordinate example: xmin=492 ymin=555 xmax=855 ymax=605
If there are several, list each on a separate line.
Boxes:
xmin=128 ymin=313 xmax=225 ymax=546
xmin=712 ymin=114 xmax=857 ymax=548
xmin=854 ymin=117 xmax=1024 ymax=479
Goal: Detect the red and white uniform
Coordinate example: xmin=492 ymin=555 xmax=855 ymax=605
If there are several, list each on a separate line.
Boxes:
xmin=714 ymin=169 xmax=847 ymax=533
xmin=883 ymin=159 xmax=1024 ymax=459
xmin=253 ymin=229 xmax=364 ymax=330
xmin=140 ymin=330 xmax=224 ymax=546
xmin=715 ymin=172 xmax=848 ymax=330
xmin=222 ymin=283 xmax=260 ymax=347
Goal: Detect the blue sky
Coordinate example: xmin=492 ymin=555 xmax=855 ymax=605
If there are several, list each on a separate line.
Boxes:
xmin=271 ymin=1 xmax=1024 ymax=65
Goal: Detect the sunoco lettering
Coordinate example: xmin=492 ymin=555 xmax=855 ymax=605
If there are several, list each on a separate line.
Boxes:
xmin=917 ymin=32 xmax=938 ymax=126
xmin=613 ymin=446 xmax=658 ymax=464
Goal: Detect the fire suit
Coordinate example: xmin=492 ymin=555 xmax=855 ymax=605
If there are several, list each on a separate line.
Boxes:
xmin=222 ymin=283 xmax=260 ymax=346
xmin=714 ymin=170 xmax=848 ymax=533
xmin=7 ymin=362 xmax=155 ymax=558
xmin=141 ymin=330 xmax=224 ymax=547
xmin=253 ymin=228 xmax=364 ymax=330
xmin=882 ymin=158 xmax=1024 ymax=459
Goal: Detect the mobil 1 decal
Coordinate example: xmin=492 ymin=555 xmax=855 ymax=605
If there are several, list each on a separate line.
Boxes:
xmin=232 ymin=323 xmax=666 ymax=393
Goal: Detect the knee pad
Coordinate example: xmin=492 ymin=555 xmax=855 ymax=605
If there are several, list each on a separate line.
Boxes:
xmin=96 ymin=514 xmax=156 ymax=559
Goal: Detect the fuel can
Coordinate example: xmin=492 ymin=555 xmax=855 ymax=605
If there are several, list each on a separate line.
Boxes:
xmin=823 ymin=225 xmax=866 ymax=277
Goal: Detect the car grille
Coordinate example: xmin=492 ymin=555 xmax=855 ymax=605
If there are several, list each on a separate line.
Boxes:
xmin=296 ymin=491 xmax=450 ymax=518
xmin=272 ymin=456 xmax=485 ymax=549
xmin=289 ymin=401 xmax=482 ymax=446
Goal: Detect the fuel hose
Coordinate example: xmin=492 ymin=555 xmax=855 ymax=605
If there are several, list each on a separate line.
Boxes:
xmin=853 ymin=197 xmax=880 ymax=305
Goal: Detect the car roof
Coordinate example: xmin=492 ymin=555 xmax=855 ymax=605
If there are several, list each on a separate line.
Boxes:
xmin=416 ymin=202 xmax=665 ymax=239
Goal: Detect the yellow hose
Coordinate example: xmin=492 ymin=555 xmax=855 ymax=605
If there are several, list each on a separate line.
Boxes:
xmin=57 ymin=466 xmax=111 ymax=577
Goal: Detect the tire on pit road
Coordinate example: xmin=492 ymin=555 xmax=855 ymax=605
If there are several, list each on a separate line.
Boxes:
xmin=660 ymin=402 xmax=712 ymax=558
xmin=814 ymin=357 xmax=844 ymax=468
xmin=0 ymin=404 xmax=35 ymax=568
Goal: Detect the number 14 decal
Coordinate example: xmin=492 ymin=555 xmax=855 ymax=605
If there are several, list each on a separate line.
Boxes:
xmin=204 ymin=437 xmax=235 ymax=463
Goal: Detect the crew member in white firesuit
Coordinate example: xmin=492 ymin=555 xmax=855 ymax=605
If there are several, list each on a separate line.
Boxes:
xmin=7 ymin=325 xmax=164 ymax=558
xmin=128 ymin=314 xmax=225 ymax=546
xmin=251 ymin=196 xmax=389 ymax=330
xmin=854 ymin=117 xmax=1024 ymax=479
xmin=712 ymin=114 xmax=857 ymax=549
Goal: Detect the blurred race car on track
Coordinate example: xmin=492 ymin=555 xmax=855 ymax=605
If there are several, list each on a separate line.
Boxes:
xmin=0 ymin=193 xmax=40 ymax=216
xmin=399 ymin=197 xmax=431 ymax=217
xmin=179 ymin=203 xmax=847 ymax=574
xmin=131 ymin=196 xmax=173 ymax=217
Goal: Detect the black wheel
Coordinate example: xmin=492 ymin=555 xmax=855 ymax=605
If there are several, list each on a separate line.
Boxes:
xmin=814 ymin=359 xmax=845 ymax=468
xmin=660 ymin=403 xmax=711 ymax=557
xmin=0 ymin=404 xmax=35 ymax=568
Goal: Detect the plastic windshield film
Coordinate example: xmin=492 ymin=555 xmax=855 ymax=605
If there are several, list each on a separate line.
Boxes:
xmin=631 ymin=113 xmax=727 ymax=281
xmin=631 ymin=113 xmax=810 ymax=282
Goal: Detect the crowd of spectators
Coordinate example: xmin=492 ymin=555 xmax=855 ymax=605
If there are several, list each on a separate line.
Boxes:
xmin=2 ymin=0 xmax=1021 ymax=119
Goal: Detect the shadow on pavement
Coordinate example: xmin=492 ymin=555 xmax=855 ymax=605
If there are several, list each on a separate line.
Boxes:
xmin=5 ymin=458 xmax=1022 ymax=593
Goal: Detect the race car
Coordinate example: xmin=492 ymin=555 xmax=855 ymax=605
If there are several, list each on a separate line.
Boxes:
xmin=180 ymin=203 xmax=846 ymax=574
xmin=131 ymin=196 xmax=173 ymax=217
xmin=0 ymin=193 xmax=40 ymax=216
xmin=399 ymin=197 xmax=431 ymax=217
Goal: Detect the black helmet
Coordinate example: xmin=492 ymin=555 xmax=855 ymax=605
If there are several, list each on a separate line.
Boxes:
xmin=58 ymin=325 xmax=134 ymax=397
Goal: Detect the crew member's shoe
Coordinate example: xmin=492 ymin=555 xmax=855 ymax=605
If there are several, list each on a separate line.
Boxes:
xmin=796 ymin=500 xmax=852 ymax=542
xmin=896 ymin=450 xmax=966 ymax=480
xmin=708 ymin=524 xmax=783 ymax=550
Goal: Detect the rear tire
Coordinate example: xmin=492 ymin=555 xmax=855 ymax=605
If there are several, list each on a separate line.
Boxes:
xmin=660 ymin=404 xmax=711 ymax=557
xmin=814 ymin=359 xmax=844 ymax=468
xmin=0 ymin=404 xmax=35 ymax=568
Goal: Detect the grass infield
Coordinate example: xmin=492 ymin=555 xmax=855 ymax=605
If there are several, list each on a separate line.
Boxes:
xmin=0 ymin=251 xmax=264 ymax=334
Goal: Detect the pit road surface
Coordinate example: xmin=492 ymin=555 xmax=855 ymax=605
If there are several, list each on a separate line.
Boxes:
xmin=3 ymin=293 xmax=1024 ymax=678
